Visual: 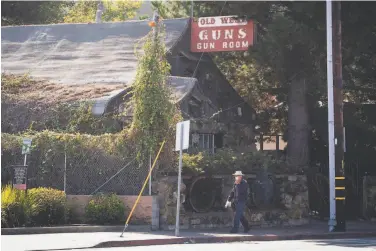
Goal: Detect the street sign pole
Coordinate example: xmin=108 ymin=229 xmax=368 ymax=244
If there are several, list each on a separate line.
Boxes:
xmin=175 ymin=123 xmax=184 ymax=237
xmin=174 ymin=120 xmax=190 ymax=237
xmin=24 ymin=154 xmax=27 ymax=166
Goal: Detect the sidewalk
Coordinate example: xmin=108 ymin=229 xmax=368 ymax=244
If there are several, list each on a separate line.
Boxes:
xmin=96 ymin=221 xmax=376 ymax=248
xmin=1 ymin=221 xmax=376 ymax=251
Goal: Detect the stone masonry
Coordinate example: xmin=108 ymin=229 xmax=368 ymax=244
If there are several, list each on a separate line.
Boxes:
xmin=153 ymin=174 xmax=309 ymax=230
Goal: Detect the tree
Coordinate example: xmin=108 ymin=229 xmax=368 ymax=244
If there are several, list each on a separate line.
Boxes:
xmin=1 ymin=1 xmax=73 ymax=26
xmin=64 ymin=0 xmax=142 ymax=23
xmin=154 ymin=1 xmax=323 ymax=169
xmin=131 ymin=24 xmax=180 ymax=161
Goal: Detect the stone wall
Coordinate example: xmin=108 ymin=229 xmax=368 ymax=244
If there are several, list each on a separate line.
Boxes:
xmin=153 ymin=174 xmax=309 ymax=230
xmin=363 ymin=176 xmax=376 ymax=219
xmin=66 ymin=195 xmax=153 ymax=224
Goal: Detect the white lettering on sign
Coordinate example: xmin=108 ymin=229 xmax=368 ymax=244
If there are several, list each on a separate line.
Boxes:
xmin=191 ymin=16 xmax=254 ymax=52
xmin=224 ymin=30 xmax=233 ymax=39
xmin=222 ymin=41 xmax=249 ymax=49
xmin=197 ymin=29 xmax=247 ymax=42
xmin=198 ymin=16 xmax=248 ymax=28
xmin=197 ymin=42 xmax=215 ymax=50
xmin=238 ymin=28 xmax=247 ymax=39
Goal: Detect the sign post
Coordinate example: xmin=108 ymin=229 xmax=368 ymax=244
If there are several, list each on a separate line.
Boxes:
xmin=175 ymin=120 xmax=190 ymax=236
xmin=15 ymin=138 xmax=32 ymax=191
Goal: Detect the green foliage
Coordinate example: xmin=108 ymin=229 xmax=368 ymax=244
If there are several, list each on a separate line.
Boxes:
xmin=1 ymin=130 xmax=136 ymax=194
xmin=182 ymin=148 xmax=288 ymax=175
xmin=65 ymin=102 xmax=121 ymax=134
xmin=139 ymin=15 xmax=149 ymax=20
xmin=151 ymin=0 xmax=191 ymax=19
xmin=1 ymin=73 xmax=34 ymax=94
xmin=1 ymin=186 xmax=67 ymax=228
xmin=1 ymin=129 xmax=134 ymax=157
xmin=27 ymin=188 xmax=67 ymax=226
xmin=1 ymin=1 xmax=72 ymax=26
xmin=64 ymin=0 xmax=142 ymax=23
xmin=131 ymin=24 xmax=180 ymax=158
xmin=85 ymin=194 xmax=126 ymax=225
xmin=1 ymin=186 xmax=28 ymax=228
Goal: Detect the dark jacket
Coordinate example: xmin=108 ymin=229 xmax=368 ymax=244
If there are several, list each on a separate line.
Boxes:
xmin=227 ymin=179 xmax=249 ymax=203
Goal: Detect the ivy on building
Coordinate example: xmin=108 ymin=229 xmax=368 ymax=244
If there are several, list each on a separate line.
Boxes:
xmin=130 ymin=23 xmax=181 ymax=160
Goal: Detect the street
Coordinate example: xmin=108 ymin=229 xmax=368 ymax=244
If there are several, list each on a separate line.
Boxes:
xmin=1 ymin=236 xmax=375 ymax=251
xmin=68 ymin=239 xmax=376 ymax=251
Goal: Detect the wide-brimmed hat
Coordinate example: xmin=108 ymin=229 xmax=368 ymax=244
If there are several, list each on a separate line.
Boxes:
xmin=232 ymin=171 xmax=244 ymax=176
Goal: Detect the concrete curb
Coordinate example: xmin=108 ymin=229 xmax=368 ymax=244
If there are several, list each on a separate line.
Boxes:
xmin=94 ymin=232 xmax=376 ymax=248
xmin=1 ymin=225 xmax=150 ymax=235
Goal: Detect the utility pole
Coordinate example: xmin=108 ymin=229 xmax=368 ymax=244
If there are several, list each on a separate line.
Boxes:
xmin=326 ymin=0 xmax=336 ymax=233
xmin=95 ymin=1 xmax=104 ymax=23
xmin=191 ymin=0 xmax=194 ymax=18
xmin=333 ymin=0 xmax=346 ymax=232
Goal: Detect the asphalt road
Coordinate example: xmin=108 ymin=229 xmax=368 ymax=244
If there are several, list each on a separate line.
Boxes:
xmin=73 ymin=239 xmax=376 ymax=251
xmin=2 ymin=234 xmax=375 ymax=251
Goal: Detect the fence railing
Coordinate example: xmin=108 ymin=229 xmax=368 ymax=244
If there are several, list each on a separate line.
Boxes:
xmin=2 ymin=147 xmax=150 ymax=195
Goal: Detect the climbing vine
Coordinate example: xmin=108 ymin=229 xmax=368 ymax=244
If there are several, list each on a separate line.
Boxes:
xmin=131 ymin=24 xmax=180 ymax=159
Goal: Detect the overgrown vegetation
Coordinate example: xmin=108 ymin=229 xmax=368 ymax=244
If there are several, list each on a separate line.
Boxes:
xmin=1 ymin=130 xmax=137 ymax=195
xmin=1 ymin=0 xmax=142 ymax=26
xmin=1 ymin=186 xmax=28 ymax=228
xmin=1 ymin=74 xmax=123 ymax=134
xmin=182 ymin=148 xmax=289 ymax=175
xmin=131 ymin=24 xmax=181 ymax=160
xmin=1 ymin=186 xmax=66 ymax=228
xmin=1 ymin=1 xmax=73 ymax=26
xmin=64 ymin=0 xmax=142 ymax=23
xmin=154 ymin=1 xmax=376 ymax=173
xmin=27 ymin=188 xmax=67 ymax=226
xmin=1 ymin=73 xmax=35 ymax=93
xmin=1 ymin=186 xmax=129 ymax=227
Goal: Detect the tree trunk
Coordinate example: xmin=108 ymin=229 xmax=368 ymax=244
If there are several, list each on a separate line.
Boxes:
xmin=287 ymin=77 xmax=310 ymax=172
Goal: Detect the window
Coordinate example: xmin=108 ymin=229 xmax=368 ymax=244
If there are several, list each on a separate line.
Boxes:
xmin=255 ymin=135 xmax=287 ymax=151
xmin=190 ymin=133 xmax=215 ymax=154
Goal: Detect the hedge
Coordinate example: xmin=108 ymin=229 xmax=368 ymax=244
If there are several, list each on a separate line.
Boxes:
xmin=1 ymin=186 xmax=66 ymax=227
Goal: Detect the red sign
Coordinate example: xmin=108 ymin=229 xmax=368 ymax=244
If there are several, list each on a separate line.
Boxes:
xmin=14 ymin=184 xmax=26 ymax=190
xmin=191 ymin=16 xmax=254 ymax=52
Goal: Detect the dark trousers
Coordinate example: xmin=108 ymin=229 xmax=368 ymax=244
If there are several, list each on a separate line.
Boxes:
xmin=232 ymin=201 xmax=249 ymax=230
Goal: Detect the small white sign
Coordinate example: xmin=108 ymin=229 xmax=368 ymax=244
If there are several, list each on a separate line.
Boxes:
xmin=197 ymin=16 xmax=248 ymax=28
xmin=175 ymin=120 xmax=190 ymax=151
xmin=22 ymin=138 xmax=32 ymax=155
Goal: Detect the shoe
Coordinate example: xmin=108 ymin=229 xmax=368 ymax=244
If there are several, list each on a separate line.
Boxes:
xmin=244 ymin=226 xmax=250 ymax=233
xmin=230 ymin=228 xmax=239 ymax=233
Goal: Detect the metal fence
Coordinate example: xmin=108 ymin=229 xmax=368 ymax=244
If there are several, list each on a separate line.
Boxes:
xmin=1 ymin=146 xmax=150 ymax=196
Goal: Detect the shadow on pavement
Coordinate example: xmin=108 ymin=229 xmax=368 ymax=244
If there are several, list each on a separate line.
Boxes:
xmin=309 ymin=238 xmax=376 ymax=248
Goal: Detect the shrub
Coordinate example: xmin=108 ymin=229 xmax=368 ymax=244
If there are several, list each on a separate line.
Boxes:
xmin=27 ymin=187 xmax=67 ymax=226
xmin=182 ymin=148 xmax=288 ymax=175
xmin=85 ymin=194 xmax=126 ymax=225
xmin=1 ymin=186 xmax=28 ymax=228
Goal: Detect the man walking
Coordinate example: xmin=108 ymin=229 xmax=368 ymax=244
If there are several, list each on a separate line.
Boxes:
xmin=225 ymin=171 xmax=250 ymax=233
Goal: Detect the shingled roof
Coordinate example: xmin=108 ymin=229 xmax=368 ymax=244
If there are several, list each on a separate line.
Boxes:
xmin=1 ymin=19 xmax=204 ymax=115
xmin=1 ymin=18 xmax=189 ymax=85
